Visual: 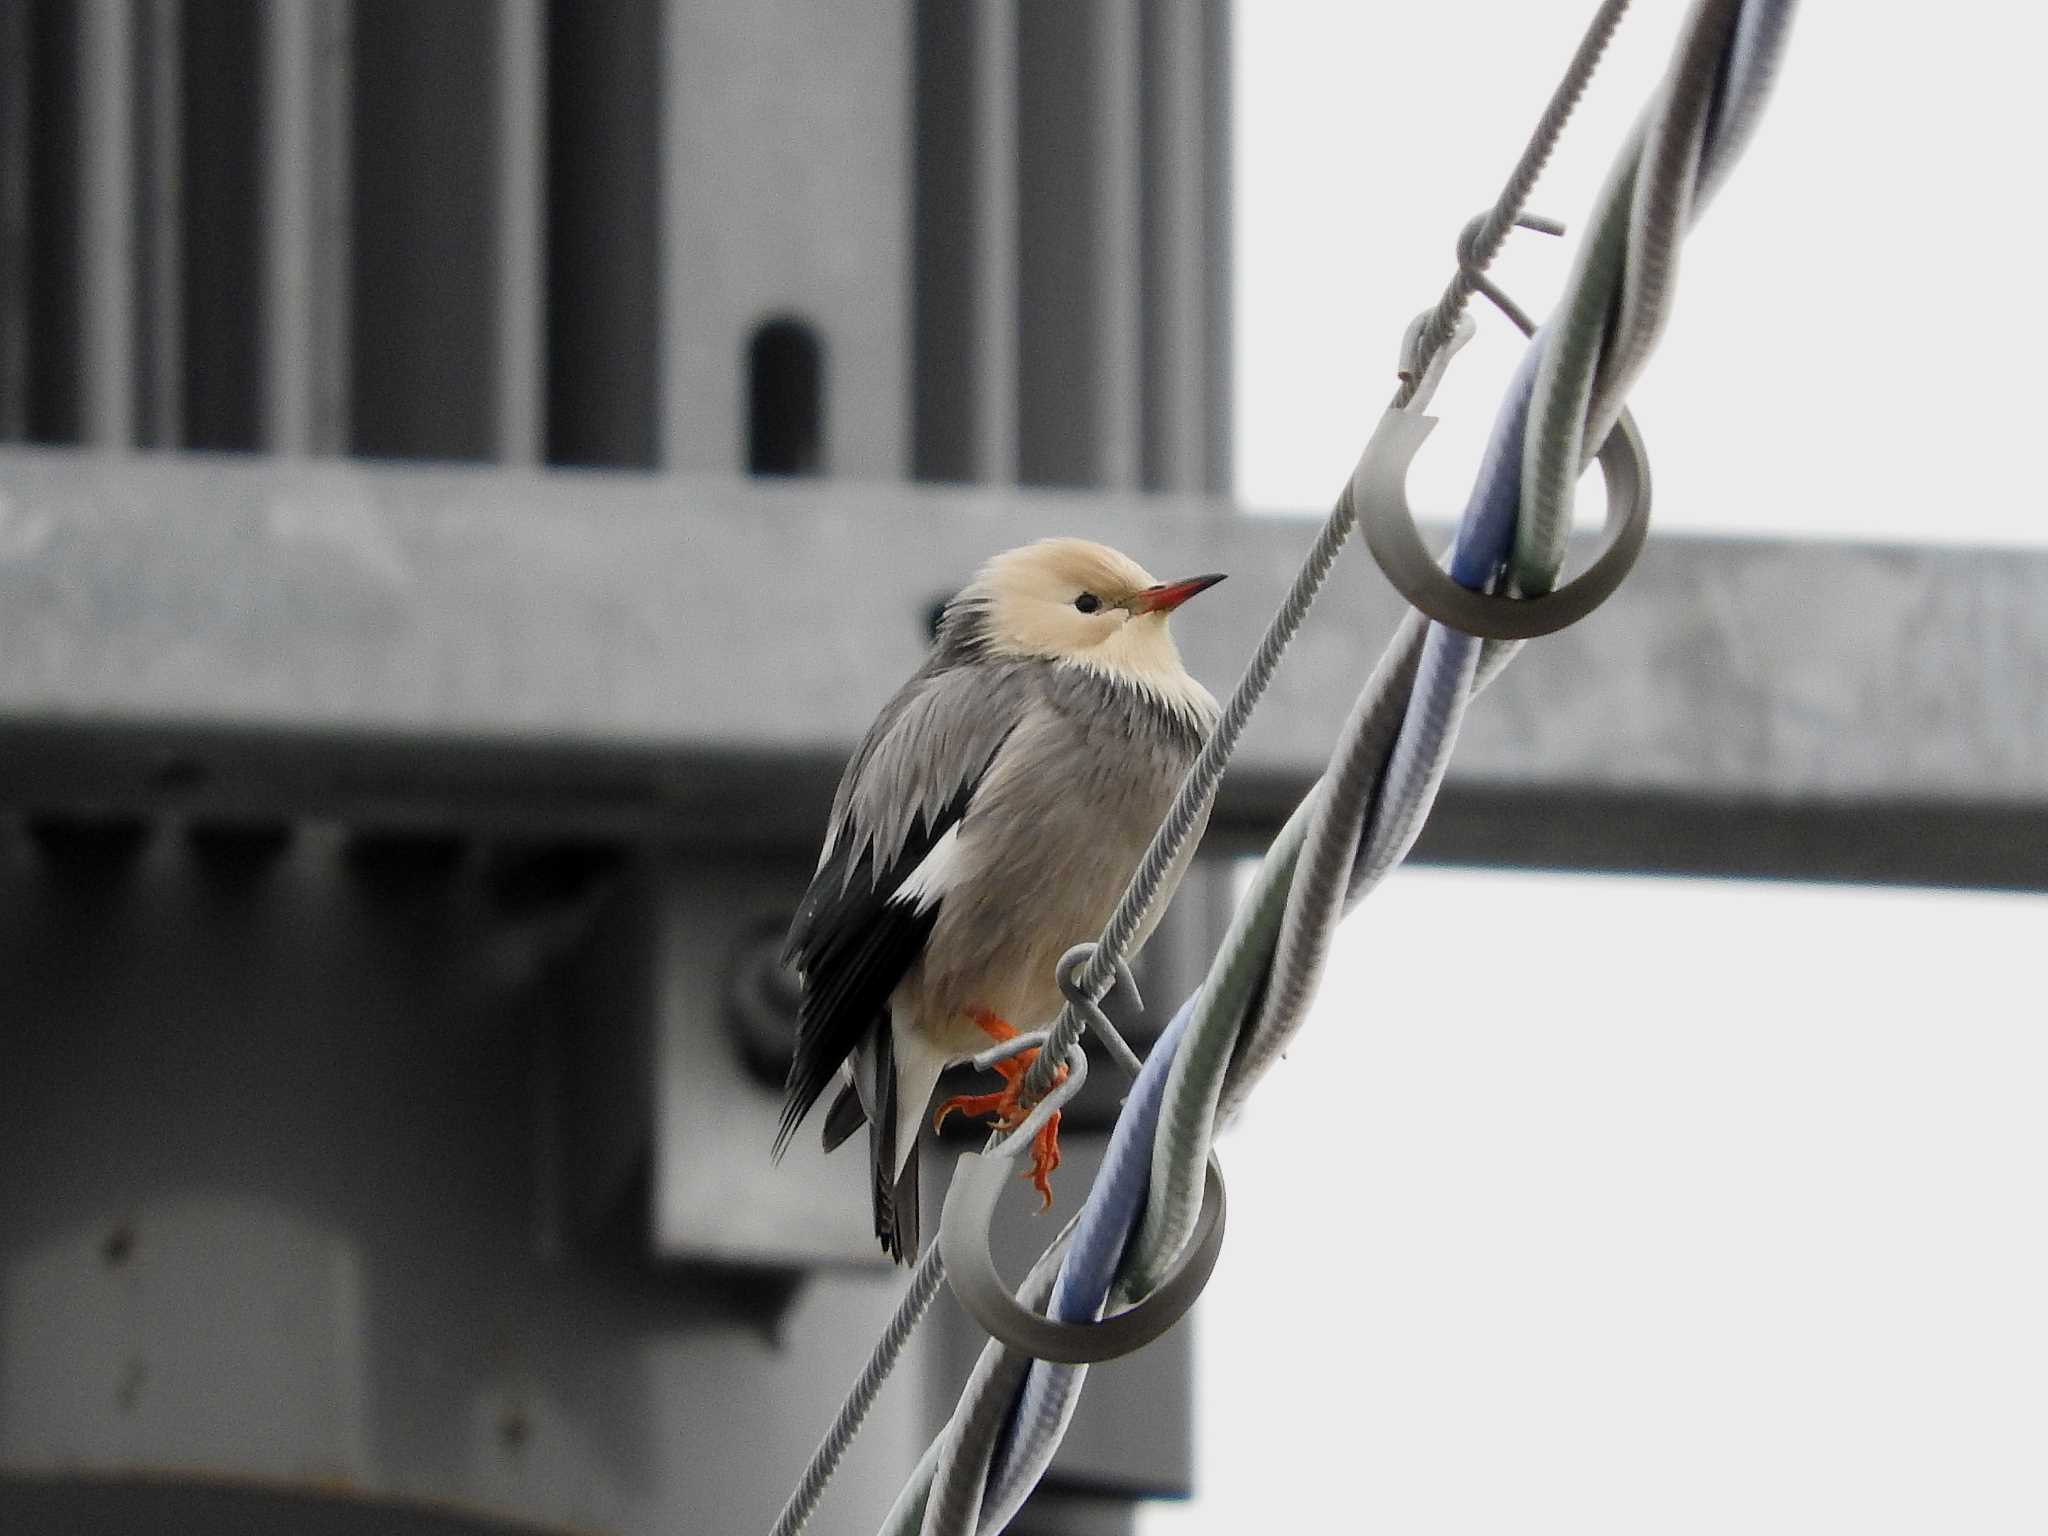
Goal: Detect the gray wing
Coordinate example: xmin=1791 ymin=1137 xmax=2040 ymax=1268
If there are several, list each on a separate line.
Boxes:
xmin=817 ymin=655 xmax=1048 ymax=884
xmin=776 ymin=657 xmax=1043 ymax=1157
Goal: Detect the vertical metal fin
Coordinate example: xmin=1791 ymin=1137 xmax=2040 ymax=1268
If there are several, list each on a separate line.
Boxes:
xmin=263 ymin=0 xmax=352 ymax=456
xmin=495 ymin=0 xmax=543 ymax=466
xmin=79 ymin=0 xmax=134 ymax=448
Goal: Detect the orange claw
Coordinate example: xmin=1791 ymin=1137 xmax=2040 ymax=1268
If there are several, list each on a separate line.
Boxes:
xmin=1027 ymin=1110 xmax=1062 ymax=1210
xmin=934 ymin=1010 xmax=1067 ymax=1209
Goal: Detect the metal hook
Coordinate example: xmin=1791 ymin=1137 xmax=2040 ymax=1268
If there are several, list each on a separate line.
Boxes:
xmin=1399 ymin=211 xmax=1563 ymax=405
xmin=1356 ymin=399 xmax=1652 ymax=641
xmin=1056 ymin=942 xmax=1142 ymax=1014
xmin=1454 ymin=209 xmax=1564 ymax=341
xmin=939 ymin=1145 xmax=1227 ymax=1366
xmin=1365 ymin=216 xmax=1653 ymax=643
xmin=1056 ymin=942 xmax=1146 ymax=1081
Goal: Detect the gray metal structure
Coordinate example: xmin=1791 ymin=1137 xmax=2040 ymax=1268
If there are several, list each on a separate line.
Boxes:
xmin=0 ymin=4 xmax=2033 ymax=1536
xmin=0 ymin=3 xmax=1236 ymax=1532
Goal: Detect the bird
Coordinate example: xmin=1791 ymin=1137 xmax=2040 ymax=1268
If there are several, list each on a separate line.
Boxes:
xmin=775 ymin=538 xmax=1225 ymax=1261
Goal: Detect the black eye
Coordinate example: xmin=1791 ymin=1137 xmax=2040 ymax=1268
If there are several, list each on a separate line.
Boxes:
xmin=1074 ymin=593 xmax=1102 ymax=614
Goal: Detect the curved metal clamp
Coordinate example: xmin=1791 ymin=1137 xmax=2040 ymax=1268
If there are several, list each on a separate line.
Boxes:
xmin=940 ymin=1145 xmax=1227 ymax=1366
xmin=1365 ymin=215 xmax=1654 ymax=642
xmin=1357 ymin=402 xmax=1651 ymax=641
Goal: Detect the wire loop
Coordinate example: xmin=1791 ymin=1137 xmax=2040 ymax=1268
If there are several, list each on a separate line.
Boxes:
xmin=1452 ymin=209 xmax=1563 ymax=338
xmin=939 ymin=1146 xmax=1226 ymax=1366
xmin=1053 ymin=942 xmax=1145 ymax=1079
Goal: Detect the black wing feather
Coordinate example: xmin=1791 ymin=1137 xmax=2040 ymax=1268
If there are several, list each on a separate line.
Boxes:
xmin=773 ymin=779 xmax=970 ymax=1159
xmin=820 ymin=1080 xmax=867 ymax=1154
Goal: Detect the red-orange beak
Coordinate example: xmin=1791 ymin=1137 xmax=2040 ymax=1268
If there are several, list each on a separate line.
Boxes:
xmin=1127 ymin=572 xmax=1226 ymax=616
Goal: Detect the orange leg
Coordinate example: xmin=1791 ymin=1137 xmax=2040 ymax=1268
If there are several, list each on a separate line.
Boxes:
xmin=933 ymin=1009 xmax=1066 ymax=1209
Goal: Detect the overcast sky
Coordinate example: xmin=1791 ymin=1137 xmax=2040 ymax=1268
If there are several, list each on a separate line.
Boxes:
xmin=1148 ymin=4 xmax=2048 ymax=1532
xmin=1231 ymin=1 xmax=2045 ymax=546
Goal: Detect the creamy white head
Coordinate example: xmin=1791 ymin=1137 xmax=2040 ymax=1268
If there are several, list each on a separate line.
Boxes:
xmin=944 ymin=538 xmax=1224 ymax=719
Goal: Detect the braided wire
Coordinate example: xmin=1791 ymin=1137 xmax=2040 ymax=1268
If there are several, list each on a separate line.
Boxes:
xmin=769 ymin=1243 xmax=949 ymax=1536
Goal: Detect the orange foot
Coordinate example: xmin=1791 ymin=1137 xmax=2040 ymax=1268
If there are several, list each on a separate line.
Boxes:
xmin=933 ymin=1009 xmax=1066 ymax=1209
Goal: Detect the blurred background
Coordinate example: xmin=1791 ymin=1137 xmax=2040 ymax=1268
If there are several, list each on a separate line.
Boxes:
xmin=0 ymin=2 xmax=2042 ymax=1534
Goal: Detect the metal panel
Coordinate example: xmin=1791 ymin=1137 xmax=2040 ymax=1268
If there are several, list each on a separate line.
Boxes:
xmin=649 ymin=848 xmax=883 ymax=1264
xmin=661 ymin=0 xmax=911 ymax=480
xmin=0 ymin=828 xmax=932 ymax=1533
xmin=2 ymin=452 xmax=2048 ymax=891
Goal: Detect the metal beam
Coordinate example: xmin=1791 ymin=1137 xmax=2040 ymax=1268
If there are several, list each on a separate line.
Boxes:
xmin=0 ymin=449 xmax=2043 ymax=885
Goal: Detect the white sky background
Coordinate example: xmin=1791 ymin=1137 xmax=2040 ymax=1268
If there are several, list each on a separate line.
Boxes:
xmin=1148 ymin=4 xmax=2048 ymax=1532
xmin=1230 ymin=2 xmax=2048 ymax=544
xmin=1145 ymin=869 xmax=2048 ymax=1534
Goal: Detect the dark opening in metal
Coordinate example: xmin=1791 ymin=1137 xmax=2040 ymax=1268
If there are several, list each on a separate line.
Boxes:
xmin=747 ymin=317 xmax=824 ymax=476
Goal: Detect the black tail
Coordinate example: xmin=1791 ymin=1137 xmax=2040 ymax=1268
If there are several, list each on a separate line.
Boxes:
xmin=867 ymin=1021 xmax=919 ymax=1262
xmin=875 ymin=1137 xmax=920 ymax=1263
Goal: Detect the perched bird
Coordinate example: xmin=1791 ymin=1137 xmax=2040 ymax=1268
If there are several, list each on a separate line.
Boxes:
xmin=776 ymin=538 xmax=1225 ymax=1261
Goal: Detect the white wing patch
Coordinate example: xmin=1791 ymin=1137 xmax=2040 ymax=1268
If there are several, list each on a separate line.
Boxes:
xmin=893 ymin=822 xmax=967 ymax=912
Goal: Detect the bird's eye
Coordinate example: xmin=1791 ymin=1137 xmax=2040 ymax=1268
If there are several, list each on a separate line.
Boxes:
xmin=1074 ymin=593 xmax=1102 ymax=614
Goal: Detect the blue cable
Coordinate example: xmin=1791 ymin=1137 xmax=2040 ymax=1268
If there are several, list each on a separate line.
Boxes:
xmin=983 ymin=994 xmax=1197 ymax=1516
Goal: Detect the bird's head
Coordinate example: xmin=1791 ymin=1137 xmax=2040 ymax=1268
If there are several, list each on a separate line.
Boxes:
xmin=941 ymin=538 xmax=1224 ymax=713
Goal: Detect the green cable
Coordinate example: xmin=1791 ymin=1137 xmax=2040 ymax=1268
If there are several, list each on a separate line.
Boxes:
xmin=1519 ymin=0 xmax=1742 ymax=588
xmin=1119 ymin=798 xmax=1313 ymax=1299
xmin=1514 ymin=128 xmax=1640 ymax=590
